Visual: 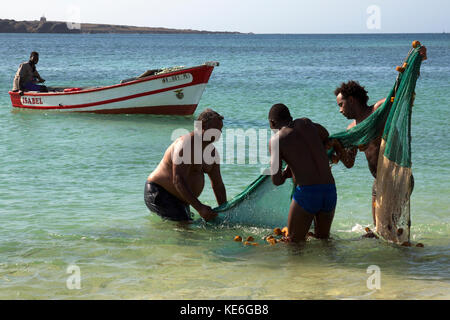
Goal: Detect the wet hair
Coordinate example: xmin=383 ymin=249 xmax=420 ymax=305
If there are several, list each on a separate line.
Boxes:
xmin=30 ymin=51 xmax=39 ymax=58
xmin=269 ymin=103 xmax=292 ymax=122
xmin=197 ymin=108 xmax=224 ymax=127
xmin=334 ymin=80 xmax=369 ymax=106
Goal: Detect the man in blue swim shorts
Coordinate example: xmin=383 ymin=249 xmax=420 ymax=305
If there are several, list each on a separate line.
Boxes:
xmin=268 ymin=103 xmax=337 ymax=242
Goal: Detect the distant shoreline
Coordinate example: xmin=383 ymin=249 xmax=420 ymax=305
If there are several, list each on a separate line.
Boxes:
xmin=0 ymin=19 xmax=445 ymax=35
xmin=0 ymin=18 xmax=243 ymax=34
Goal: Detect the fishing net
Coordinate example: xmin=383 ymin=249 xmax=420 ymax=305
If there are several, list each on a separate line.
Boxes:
xmin=328 ymin=42 xmax=423 ymax=243
xmin=213 ymin=42 xmax=424 ymax=240
xmin=214 ymin=174 xmax=294 ymax=228
xmin=327 ymin=44 xmax=423 ymax=165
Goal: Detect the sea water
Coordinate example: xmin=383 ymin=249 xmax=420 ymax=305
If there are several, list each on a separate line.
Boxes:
xmin=0 ymin=33 xmax=449 ymax=299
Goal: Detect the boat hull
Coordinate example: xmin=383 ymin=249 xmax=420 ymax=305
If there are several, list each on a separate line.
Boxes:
xmin=8 ymin=64 xmax=216 ymax=115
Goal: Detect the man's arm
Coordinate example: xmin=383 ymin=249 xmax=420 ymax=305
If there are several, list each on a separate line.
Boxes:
xmin=373 ymin=98 xmax=386 ymax=111
xmin=313 ymin=122 xmax=330 ymax=146
xmin=206 ymin=162 xmax=227 ymax=206
xmin=269 ymin=135 xmax=287 ymax=186
xmin=34 ymin=70 xmax=45 ymax=83
xmin=172 ymin=163 xmax=217 ymax=221
xmin=172 ymin=139 xmax=217 ymax=221
xmin=172 ymin=163 xmax=202 ymax=210
xmin=330 ymin=138 xmax=357 ymax=168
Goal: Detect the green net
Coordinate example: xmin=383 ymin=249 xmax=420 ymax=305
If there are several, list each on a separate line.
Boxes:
xmin=214 ymin=174 xmax=294 ymax=228
xmin=328 ymin=45 xmax=423 ymax=166
xmin=213 ymin=44 xmax=423 ymax=232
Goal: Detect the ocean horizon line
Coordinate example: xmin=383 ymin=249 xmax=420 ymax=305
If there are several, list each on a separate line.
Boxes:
xmin=0 ymin=31 xmax=447 ymax=35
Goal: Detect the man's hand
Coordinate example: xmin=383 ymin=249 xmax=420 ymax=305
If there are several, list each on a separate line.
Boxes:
xmin=197 ymin=204 xmax=218 ymax=222
xmin=39 ymin=78 xmax=45 ymax=83
xmin=330 ymin=138 xmax=342 ymax=150
xmin=358 ymin=144 xmax=369 ymax=151
xmin=282 ymin=166 xmax=292 ymax=180
xmin=330 ymin=138 xmax=357 ymax=168
xmin=419 ymin=46 xmax=427 ymax=60
xmin=325 ymin=138 xmax=333 ymax=150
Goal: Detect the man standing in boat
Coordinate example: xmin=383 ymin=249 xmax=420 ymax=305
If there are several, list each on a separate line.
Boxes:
xmin=12 ymin=51 xmax=47 ymax=93
xmin=268 ymin=103 xmax=337 ymax=242
xmin=145 ymin=109 xmax=227 ymax=222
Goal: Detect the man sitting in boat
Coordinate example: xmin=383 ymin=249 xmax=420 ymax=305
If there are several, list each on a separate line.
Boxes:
xmin=12 ymin=51 xmax=48 ymax=93
xmin=145 ymin=109 xmax=227 ymax=222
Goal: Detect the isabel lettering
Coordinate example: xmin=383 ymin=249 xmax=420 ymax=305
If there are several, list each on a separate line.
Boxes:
xmin=23 ymin=97 xmax=43 ymax=104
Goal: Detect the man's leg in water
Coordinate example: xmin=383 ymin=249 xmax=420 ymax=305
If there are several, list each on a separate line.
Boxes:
xmin=314 ymin=209 xmax=335 ymax=239
xmin=287 ymin=200 xmax=314 ymax=243
xmin=372 ymin=179 xmax=377 ymax=226
xmin=372 ymin=195 xmax=377 ymax=226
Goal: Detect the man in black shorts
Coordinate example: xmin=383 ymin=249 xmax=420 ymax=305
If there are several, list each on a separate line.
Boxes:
xmin=145 ymin=109 xmax=227 ymax=222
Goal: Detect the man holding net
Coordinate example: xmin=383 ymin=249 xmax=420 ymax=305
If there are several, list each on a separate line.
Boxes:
xmin=145 ymin=109 xmax=227 ymax=222
xmin=331 ymin=51 xmax=425 ymax=227
xmin=325 ymin=44 xmax=427 ymax=242
xmin=331 ymin=81 xmax=387 ymax=227
xmin=268 ymin=103 xmax=337 ymax=242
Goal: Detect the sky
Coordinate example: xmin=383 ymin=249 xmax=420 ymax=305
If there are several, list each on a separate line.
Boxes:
xmin=1 ymin=0 xmax=449 ymax=34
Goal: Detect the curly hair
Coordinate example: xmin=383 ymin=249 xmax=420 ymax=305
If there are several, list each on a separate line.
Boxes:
xmin=334 ymin=81 xmax=369 ymax=106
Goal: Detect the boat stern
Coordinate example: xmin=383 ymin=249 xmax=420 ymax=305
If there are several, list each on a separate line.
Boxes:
xmin=8 ymin=91 xmax=24 ymax=108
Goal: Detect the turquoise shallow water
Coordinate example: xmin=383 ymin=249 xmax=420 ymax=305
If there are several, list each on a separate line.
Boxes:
xmin=0 ymin=33 xmax=449 ymax=299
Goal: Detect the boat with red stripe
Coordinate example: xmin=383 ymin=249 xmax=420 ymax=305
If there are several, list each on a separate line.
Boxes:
xmin=8 ymin=61 xmax=219 ymax=115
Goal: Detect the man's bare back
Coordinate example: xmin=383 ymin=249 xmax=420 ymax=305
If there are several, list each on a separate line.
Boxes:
xmin=268 ymin=104 xmax=337 ymax=242
xmin=276 ymin=118 xmax=334 ymax=186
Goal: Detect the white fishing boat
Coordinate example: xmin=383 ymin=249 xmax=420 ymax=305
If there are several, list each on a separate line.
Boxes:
xmin=8 ymin=61 xmax=219 ymax=115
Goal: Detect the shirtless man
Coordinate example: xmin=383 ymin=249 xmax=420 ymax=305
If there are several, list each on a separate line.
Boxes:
xmin=268 ymin=103 xmax=336 ymax=242
xmin=332 ymin=47 xmax=427 ymax=227
xmin=331 ymin=81 xmax=385 ymax=226
xmin=145 ymin=109 xmax=226 ymax=222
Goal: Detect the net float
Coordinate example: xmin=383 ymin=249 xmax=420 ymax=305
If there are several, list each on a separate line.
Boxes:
xmin=273 ymin=228 xmax=282 ymax=236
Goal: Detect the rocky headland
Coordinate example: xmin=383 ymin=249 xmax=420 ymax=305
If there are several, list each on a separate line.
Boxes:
xmin=0 ymin=17 xmax=241 ymax=34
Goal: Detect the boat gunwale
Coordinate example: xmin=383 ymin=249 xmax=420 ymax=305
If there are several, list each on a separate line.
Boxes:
xmin=8 ymin=64 xmax=212 ymax=97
